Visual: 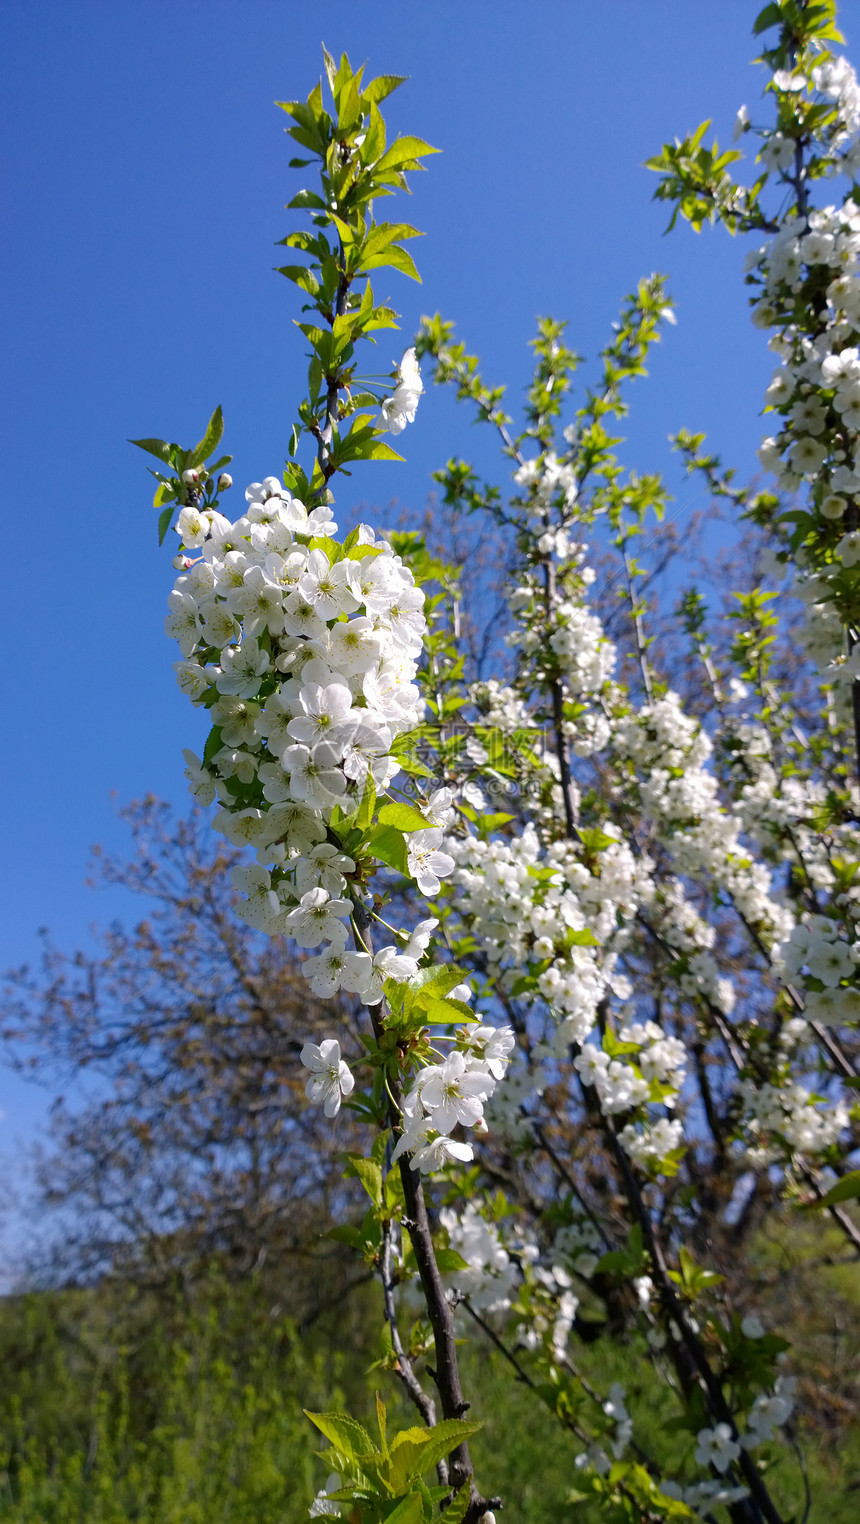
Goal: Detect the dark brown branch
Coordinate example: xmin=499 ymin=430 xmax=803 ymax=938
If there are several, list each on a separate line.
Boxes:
xmin=380 ymin=1218 xmax=444 ymax=1479
xmin=351 ymin=897 xmax=498 ymax=1522
xmin=603 ymin=1120 xmax=786 ymax=1524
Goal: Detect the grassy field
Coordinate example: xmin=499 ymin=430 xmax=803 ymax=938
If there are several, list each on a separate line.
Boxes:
xmin=0 ymin=1220 xmax=857 ymax=1524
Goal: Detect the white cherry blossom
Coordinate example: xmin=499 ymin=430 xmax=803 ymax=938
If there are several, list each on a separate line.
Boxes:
xmin=300 ymin=1040 xmax=355 ymax=1118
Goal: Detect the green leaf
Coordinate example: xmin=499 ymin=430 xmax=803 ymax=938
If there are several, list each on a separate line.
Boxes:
xmin=363 ymin=99 xmax=386 ymax=161
xmin=157 ymin=505 xmax=175 ymax=546
xmin=389 ymin=733 xmax=433 ymax=778
xmin=363 ymin=73 xmax=408 ymax=105
xmin=336 ymin=421 xmax=405 ymax=466
xmin=202 ymin=726 xmax=223 ymax=766
xmin=578 ymin=827 xmax=616 ymax=854
xmin=566 ymin=927 xmax=599 ymax=947
xmin=365 ymin=221 xmax=424 ymax=251
xmin=409 ymin=966 xmax=468 ymax=1001
xmin=390 ymin=1421 xmax=482 ymax=1489
xmin=324 ymin=1223 xmax=366 ymax=1248
xmin=129 ymin=436 xmax=171 ymax=463
xmin=378 ymin=802 xmax=430 ymax=832
xmin=352 ymin=772 xmax=377 ymax=832
xmin=437 ymin=1482 xmax=472 ymax=1524
xmin=392 ymin=752 xmax=434 ymax=778
xmin=810 ymin=1170 xmax=860 ymax=1208
xmin=376 ymin=1392 xmax=389 ymax=1456
xmin=367 ymin=824 xmax=409 ymax=875
xmin=753 ymin=2 xmax=784 ymax=33
xmin=344 ymin=1155 xmax=383 ymax=1209
xmin=668 ymin=1245 xmax=724 ymax=1293
xmin=190 ymin=405 xmax=224 ymax=466
xmin=478 ymin=811 xmax=514 ymax=831
xmin=277 ymin=264 xmax=321 ymax=296
xmin=420 ymin=997 xmax=476 ymax=1025
xmin=383 ymin=1494 xmax=424 ymax=1524
xmin=288 ymin=188 xmax=328 ymax=211
xmin=308 ymin=534 xmax=342 ymax=561
xmin=374 ymin=136 xmax=439 ymax=175
xmin=358 ymin=438 xmax=406 ymax=463
xmin=362 ymin=243 xmax=422 ymax=282
xmin=303 ymin=1410 xmax=374 ymax=1462
xmin=433 ymin=1248 xmax=470 ymax=1273
xmin=153 ymin=480 xmax=176 ymax=509
xmin=321 ymin=43 xmax=337 ymax=93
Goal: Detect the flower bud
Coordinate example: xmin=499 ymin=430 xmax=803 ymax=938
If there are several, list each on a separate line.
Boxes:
xmin=172 ymin=554 xmax=193 ymax=570
xmin=182 ymin=468 xmax=201 ymax=486
xmin=217 ymin=473 xmax=233 ymax=491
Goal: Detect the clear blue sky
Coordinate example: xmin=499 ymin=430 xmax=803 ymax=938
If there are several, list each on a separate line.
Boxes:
xmin=3 ymin=0 xmax=859 ymax=1203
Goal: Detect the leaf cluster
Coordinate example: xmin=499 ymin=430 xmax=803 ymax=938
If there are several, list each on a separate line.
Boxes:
xmin=275 ymin=48 xmax=438 ymax=490
xmin=305 ymin=1399 xmax=480 ymax=1523
xmin=130 ymin=406 xmax=232 ymax=544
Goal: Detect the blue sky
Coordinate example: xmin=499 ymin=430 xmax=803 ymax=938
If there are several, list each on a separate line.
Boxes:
xmin=3 ymin=0 xmax=860 ymax=1203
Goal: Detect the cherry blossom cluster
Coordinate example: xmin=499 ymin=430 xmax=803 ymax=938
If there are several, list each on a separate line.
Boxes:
xmin=643 ymin=877 xmax=737 ymax=1015
xmin=661 ymin=1471 xmax=748 ymax=1519
xmin=164 ymin=472 xmax=532 ymax=1180
xmin=439 ymin=482 xmax=856 ymax=1192
xmin=573 ymin=1369 xmax=796 ymax=1516
xmin=431 ymin=1188 xmax=790 ymax=1512
xmin=506 ymin=547 xmax=615 ymax=757
xmin=575 ymin=1023 xmax=687 ymax=1167
xmin=680 ymin=1372 xmax=796 ymax=1481
xmin=437 ymin=1201 xmax=523 ymax=1315
xmin=446 ymin=824 xmax=642 ymax=1043
xmin=391 ymin=1024 xmax=516 ymax=1174
xmin=615 ymin=693 xmax=795 ymax=950
xmin=482 ymin=1061 xmax=544 ymax=1143
xmin=703 ymin=714 xmax=858 ymax=1156
xmin=443 ymin=824 xmax=695 ymax=1164
xmin=722 ymin=719 xmax=833 ymax=893
xmin=551 ymin=1213 xmax=603 ymax=1282
xmin=737 ymin=1071 xmax=849 ymax=1164
xmin=515 ymin=1258 xmax=581 ymax=1364
xmin=742 ymin=1374 xmax=797 ymax=1448
xmin=776 ymin=914 xmax=860 ymax=1025
xmin=745 ymin=69 xmax=860 ymax=696
xmin=572 ymin=1384 xmax=633 ymax=1478
xmin=165 ymin=475 xmax=447 ymax=981
xmin=513 ymin=449 xmax=580 ymax=518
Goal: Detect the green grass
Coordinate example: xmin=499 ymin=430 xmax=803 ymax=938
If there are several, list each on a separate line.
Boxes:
xmin=0 ymin=1242 xmax=857 ymax=1522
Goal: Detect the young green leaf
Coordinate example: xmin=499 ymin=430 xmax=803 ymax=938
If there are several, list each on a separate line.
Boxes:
xmin=129 ymin=436 xmax=171 ymax=463
xmin=153 ymin=481 xmax=176 ymax=509
xmin=367 ymin=824 xmax=409 ymax=874
xmin=808 ymin=1170 xmax=860 ymax=1208
xmin=344 ymin=1155 xmax=383 ymax=1209
xmin=437 ymin=1481 xmax=472 ymax=1524
xmin=303 ymin=1410 xmax=374 ymax=1462
xmin=189 ymin=405 xmax=224 ymax=467
xmin=157 ymin=505 xmax=175 ymax=546
xmin=377 ymin=802 xmax=430 ymax=832
xmin=383 ymin=1493 xmax=425 ymax=1524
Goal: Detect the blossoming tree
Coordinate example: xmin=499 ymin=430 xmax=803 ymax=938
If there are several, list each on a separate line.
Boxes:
xmin=138 ymin=5 xmax=860 ymax=1520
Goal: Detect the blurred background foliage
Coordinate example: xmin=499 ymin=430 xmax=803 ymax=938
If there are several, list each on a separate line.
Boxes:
xmin=0 ymin=1236 xmax=855 ymax=1522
